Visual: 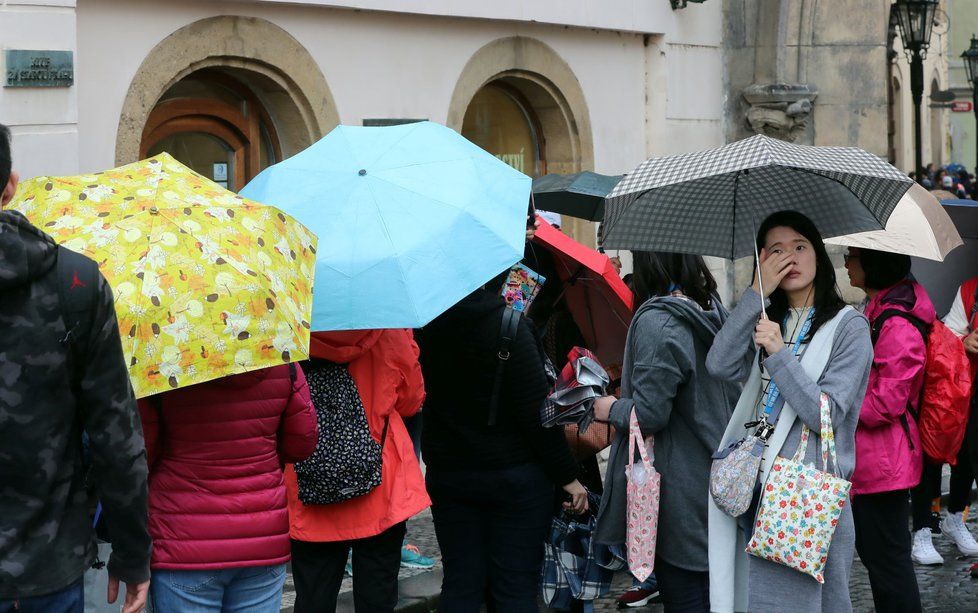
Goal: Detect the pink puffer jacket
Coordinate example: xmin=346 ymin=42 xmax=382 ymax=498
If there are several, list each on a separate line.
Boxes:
xmin=851 ymin=280 xmax=932 ymax=495
xmin=139 ymin=365 xmax=317 ymax=569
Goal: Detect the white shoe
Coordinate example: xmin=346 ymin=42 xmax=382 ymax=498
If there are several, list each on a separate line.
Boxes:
xmin=941 ymin=512 xmax=978 ymax=556
xmin=912 ymin=528 xmax=944 ymax=565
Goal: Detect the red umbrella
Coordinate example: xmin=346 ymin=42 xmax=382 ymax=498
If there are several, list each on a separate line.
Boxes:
xmin=531 ymin=218 xmax=633 ymax=377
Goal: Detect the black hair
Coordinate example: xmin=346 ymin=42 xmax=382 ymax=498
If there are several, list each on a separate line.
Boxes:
xmin=755 ymin=210 xmax=845 ymax=342
xmin=858 ymin=248 xmax=911 ymax=291
xmin=631 ymin=251 xmax=717 ymax=311
xmin=0 ymin=124 xmax=11 ymax=192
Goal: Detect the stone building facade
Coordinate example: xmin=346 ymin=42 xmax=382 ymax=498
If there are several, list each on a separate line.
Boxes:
xmin=0 ymin=0 xmax=949 ymax=304
xmin=720 ymin=0 xmax=949 ymax=302
xmin=0 ymin=0 xmax=725 ymax=256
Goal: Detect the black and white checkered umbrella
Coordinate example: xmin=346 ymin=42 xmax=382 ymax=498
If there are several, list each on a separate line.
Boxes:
xmin=601 ymin=135 xmax=914 ymax=259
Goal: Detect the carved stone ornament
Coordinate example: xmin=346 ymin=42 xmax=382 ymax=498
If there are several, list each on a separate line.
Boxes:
xmin=743 ymin=83 xmax=819 ymax=142
xmin=670 ymin=0 xmax=706 ymax=9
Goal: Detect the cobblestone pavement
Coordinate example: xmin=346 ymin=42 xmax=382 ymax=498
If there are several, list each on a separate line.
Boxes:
xmin=283 ymin=508 xmax=978 ymax=612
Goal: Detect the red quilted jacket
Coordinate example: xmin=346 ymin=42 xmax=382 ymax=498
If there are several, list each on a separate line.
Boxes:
xmin=138 ymin=365 xmax=317 ymax=569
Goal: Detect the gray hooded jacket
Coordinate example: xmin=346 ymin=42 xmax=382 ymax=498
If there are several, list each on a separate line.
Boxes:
xmin=593 ymin=296 xmax=740 ymax=572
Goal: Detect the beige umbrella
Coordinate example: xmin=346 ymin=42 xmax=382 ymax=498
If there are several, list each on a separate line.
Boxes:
xmin=824 ymin=183 xmax=963 ymax=261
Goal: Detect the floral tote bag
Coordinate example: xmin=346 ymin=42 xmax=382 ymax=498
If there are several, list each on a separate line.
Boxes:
xmin=625 ymin=408 xmax=660 ymax=583
xmin=746 ymin=393 xmax=851 ymax=583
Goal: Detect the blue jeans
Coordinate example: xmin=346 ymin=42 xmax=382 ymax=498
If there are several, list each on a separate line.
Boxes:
xmin=150 ymin=564 xmax=286 ymax=613
xmin=0 ymin=579 xmax=83 ymax=613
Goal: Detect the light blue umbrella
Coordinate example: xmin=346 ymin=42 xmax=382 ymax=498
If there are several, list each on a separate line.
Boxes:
xmin=240 ymin=121 xmax=531 ymax=331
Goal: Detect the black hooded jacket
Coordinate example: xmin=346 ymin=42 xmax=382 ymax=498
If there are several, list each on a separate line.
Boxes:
xmin=417 ymin=288 xmax=579 ymax=486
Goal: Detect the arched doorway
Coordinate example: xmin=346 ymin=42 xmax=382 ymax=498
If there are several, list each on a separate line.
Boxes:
xmin=141 ymin=69 xmax=282 ymax=191
xmin=449 ymin=37 xmax=594 ymax=246
xmin=116 ymin=16 xmax=338 ymax=169
xmin=461 ymin=81 xmax=545 ymax=178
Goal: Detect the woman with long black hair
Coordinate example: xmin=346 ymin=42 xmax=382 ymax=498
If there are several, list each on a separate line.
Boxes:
xmin=592 ymin=251 xmax=739 ymax=613
xmin=706 ymin=211 xmax=874 ymax=613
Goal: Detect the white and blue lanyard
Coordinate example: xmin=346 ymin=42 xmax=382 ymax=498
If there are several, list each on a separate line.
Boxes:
xmin=751 ymin=308 xmax=814 ymax=438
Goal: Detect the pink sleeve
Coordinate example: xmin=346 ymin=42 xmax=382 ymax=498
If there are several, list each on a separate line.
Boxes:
xmin=860 ymin=318 xmax=927 ymax=429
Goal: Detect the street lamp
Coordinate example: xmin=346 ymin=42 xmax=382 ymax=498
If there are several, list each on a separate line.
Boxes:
xmin=962 ymin=35 xmax=978 ymax=177
xmin=892 ymin=0 xmax=939 ymax=178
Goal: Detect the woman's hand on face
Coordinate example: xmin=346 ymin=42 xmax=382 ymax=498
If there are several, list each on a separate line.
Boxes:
xmin=751 ymin=248 xmax=793 ymax=298
xmin=562 ymin=480 xmax=589 ymax=514
xmin=593 ymin=395 xmax=616 ymax=422
xmin=754 ymin=318 xmax=786 ymax=355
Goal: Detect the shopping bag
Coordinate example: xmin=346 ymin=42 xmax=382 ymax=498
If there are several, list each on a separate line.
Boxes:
xmin=625 ymin=408 xmax=660 ymax=582
xmin=541 ymin=494 xmax=624 ymax=610
xmin=746 ymin=393 xmax=851 ymax=583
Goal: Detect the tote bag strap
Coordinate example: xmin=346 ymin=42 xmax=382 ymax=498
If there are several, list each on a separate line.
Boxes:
xmin=789 ymin=394 xmax=840 ymax=475
xmin=628 ymin=408 xmax=653 ymax=468
xmin=818 ymin=393 xmax=840 ymax=475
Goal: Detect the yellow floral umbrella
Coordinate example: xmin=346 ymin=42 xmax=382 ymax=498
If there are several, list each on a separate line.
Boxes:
xmin=8 ymin=153 xmax=317 ymax=398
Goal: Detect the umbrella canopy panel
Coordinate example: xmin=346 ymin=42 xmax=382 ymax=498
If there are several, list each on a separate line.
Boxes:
xmin=532 ymin=171 xmax=622 ymax=221
xmin=532 ymin=219 xmax=633 ymax=373
xmin=242 ymin=121 xmax=531 ymax=331
xmin=603 ymin=135 xmax=912 ymax=259
xmin=908 ymin=201 xmax=978 ymax=315
xmin=823 ymin=183 xmax=962 ymax=261
xmin=8 ymin=153 xmax=317 ymax=397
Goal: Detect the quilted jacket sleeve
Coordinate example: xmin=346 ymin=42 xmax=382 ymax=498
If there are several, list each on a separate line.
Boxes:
xmin=278 ymin=364 xmax=318 ymax=464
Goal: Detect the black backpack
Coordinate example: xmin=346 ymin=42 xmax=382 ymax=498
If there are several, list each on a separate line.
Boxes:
xmin=57 ymin=246 xmax=101 ymax=380
xmin=293 ymin=360 xmax=389 ymax=505
xmin=488 ymin=306 xmax=557 ymax=426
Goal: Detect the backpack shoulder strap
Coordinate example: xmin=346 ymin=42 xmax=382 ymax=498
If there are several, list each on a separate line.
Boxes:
xmin=289 ymin=362 xmax=297 ymax=387
xmin=488 ymin=307 xmax=522 ymax=426
xmin=56 ymin=246 xmax=101 ymax=385
xmin=871 ymin=308 xmax=928 ymax=347
xmin=970 ymin=281 xmax=978 ymax=329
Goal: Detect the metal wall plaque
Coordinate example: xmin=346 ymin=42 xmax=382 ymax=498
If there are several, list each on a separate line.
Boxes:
xmin=4 ymin=50 xmax=74 ymax=88
xmin=362 ymin=118 xmax=426 ymax=127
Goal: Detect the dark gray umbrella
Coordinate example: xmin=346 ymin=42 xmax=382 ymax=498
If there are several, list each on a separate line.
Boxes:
xmin=601 ymin=135 xmax=914 ymax=259
xmin=532 ymin=171 xmax=622 ymax=221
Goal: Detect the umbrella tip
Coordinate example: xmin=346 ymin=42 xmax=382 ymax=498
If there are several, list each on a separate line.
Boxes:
xmin=358 ymin=169 xmax=367 ymax=176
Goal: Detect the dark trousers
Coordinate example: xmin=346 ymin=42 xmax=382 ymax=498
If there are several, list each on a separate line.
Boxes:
xmin=852 ymin=490 xmax=922 ymax=613
xmin=426 ymin=463 xmax=554 ymax=613
xmin=948 ymin=399 xmax=978 ymax=514
xmin=655 ymin=558 xmax=709 ymax=613
xmin=910 ymin=464 xmax=942 ymax=531
xmin=290 ymin=522 xmax=407 ymax=613
xmin=403 ymin=412 xmax=423 ymax=460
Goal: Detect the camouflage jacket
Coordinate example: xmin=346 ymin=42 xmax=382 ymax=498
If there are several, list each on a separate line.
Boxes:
xmin=0 ymin=210 xmax=151 ymax=598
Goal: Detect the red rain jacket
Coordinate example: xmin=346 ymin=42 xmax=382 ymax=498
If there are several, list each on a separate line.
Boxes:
xmin=139 ymin=365 xmax=317 ymax=569
xmin=286 ymin=329 xmax=429 ymax=542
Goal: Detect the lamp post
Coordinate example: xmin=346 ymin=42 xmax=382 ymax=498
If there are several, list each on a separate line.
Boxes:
xmin=892 ymin=0 xmax=939 ymax=178
xmin=962 ymin=35 xmax=978 ymax=177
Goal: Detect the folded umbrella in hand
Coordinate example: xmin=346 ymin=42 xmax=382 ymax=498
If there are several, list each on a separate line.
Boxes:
xmin=541 ymin=347 xmax=611 ymax=430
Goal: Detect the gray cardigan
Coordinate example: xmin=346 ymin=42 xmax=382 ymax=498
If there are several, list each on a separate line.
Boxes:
xmin=706 ymin=289 xmax=873 ymax=481
xmin=593 ymin=296 xmax=740 ymax=572
xmin=706 ymin=289 xmax=873 ymax=613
